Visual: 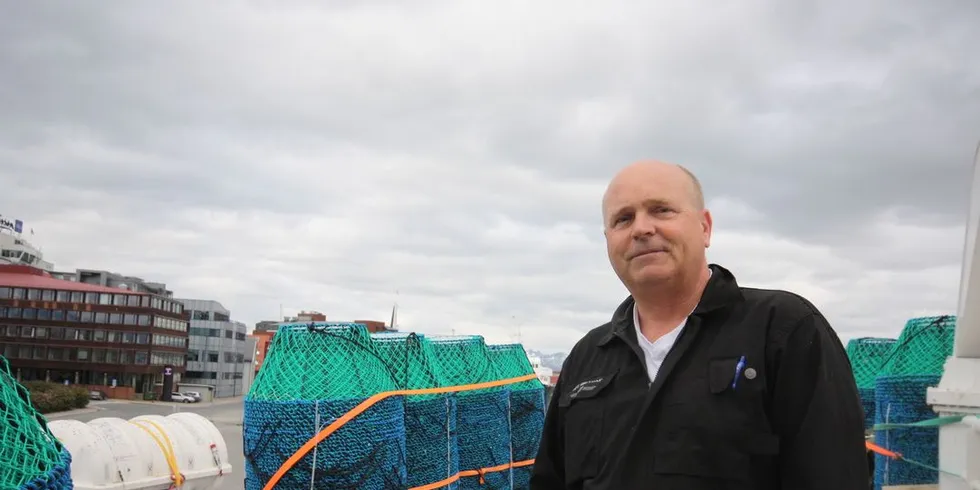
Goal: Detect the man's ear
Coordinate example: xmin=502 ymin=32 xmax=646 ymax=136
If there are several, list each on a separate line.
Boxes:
xmin=702 ymin=209 xmax=713 ymax=248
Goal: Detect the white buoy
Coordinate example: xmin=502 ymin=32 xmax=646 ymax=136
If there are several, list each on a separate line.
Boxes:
xmin=48 ymin=412 xmax=232 ymax=490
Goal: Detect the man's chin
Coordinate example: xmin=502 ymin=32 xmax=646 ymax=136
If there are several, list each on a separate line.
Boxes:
xmin=630 ymin=265 xmax=675 ymax=285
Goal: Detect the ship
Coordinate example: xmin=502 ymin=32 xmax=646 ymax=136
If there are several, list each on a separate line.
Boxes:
xmin=0 ymin=214 xmax=52 ymax=271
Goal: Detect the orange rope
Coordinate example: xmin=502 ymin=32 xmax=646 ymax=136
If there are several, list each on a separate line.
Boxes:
xmin=262 ymin=373 xmax=539 ymax=490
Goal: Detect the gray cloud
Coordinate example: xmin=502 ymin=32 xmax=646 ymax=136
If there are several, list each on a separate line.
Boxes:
xmin=1 ymin=0 xmax=977 ymax=353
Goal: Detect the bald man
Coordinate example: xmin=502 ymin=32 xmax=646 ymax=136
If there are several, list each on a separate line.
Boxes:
xmin=530 ymin=162 xmax=869 ymax=489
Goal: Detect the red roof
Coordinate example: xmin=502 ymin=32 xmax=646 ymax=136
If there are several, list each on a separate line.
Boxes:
xmin=0 ymin=265 xmax=145 ymax=294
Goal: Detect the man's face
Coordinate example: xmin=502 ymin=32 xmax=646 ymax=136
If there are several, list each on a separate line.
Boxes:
xmin=602 ymin=166 xmax=712 ymax=289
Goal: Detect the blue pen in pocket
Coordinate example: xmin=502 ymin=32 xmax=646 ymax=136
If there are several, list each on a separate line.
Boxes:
xmin=732 ymin=355 xmax=747 ymax=390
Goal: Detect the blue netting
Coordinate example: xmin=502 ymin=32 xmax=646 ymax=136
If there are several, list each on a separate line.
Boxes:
xmin=457 ymin=391 xmax=513 ymax=489
xmin=873 ymin=375 xmax=943 ymax=489
xmin=18 ymin=448 xmax=72 ymax=490
xmin=404 ymin=396 xmax=460 ymax=489
xmin=858 ymin=387 xmax=876 ymax=431
xmin=371 ymin=331 xmax=461 ymax=489
xmin=244 ymin=397 xmax=407 ymax=490
xmin=510 ymin=388 xmax=545 ymax=489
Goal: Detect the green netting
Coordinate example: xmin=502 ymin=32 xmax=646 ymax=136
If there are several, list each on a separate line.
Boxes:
xmin=427 ymin=335 xmax=502 ymax=396
xmin=371 ymin=332 xmax=447 ymax=399
xmin=0 ymin=356 xmax=68 ymax=489
xmin=846 ymin=337 xmax=897 ymax=389
xmin=878 ymin=315 xmax=956 ymax=377
xmin=246 ymin=322 xmax=398 ymax=401
xmin=486 ymin=343 xmax=543 ymax=391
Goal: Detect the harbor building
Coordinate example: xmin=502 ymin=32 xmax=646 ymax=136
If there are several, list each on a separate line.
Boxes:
xmin=178 ymin=298 xmax=253 ymax=398
xmin=0 ymin=264 xmax=188 ymax=398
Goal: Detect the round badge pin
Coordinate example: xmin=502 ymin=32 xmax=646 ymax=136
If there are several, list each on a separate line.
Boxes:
xmin=744 ymin=367 xmax=757 ymax=380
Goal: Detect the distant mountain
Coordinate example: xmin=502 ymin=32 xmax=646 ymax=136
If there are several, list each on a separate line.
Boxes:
xmin=526 ymin=350 xmax=567 ymax=371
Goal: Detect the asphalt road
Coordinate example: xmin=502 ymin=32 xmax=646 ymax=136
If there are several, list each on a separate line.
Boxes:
xmin=47 ymin=398 xmax=245 ymax=490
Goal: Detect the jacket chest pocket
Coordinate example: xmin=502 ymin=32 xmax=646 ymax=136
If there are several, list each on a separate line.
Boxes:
xmin=706 ymin=356 xmax=771 ymax=430
xmin=649 ymin=356 xmax=779 ymax=486
xmin=557 ymin=371 xmax=617 ymax=484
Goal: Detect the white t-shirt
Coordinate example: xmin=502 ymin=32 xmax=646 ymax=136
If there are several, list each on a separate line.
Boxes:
xmin=632 ymin=269 xmax=711 ymax=383
xmin=632 ymin=306 xmax=686 ymax=383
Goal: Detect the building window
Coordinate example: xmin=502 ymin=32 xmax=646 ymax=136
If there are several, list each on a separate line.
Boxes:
xmin=207 ymin=352 xmax=219 ymax=363
xmin=81 ymin=311 xmax=93 ymax=322
xmin=225 ymin=330 xmax=233 ymax=339
xmin=92 ymin=349 xmax=105 ymax=363
xmin=71 ymin=292 xmax=83 ymax=303
xmin=27 ymin=289 xmax=41 ymax=300
xmin=7 ymin=308 xmax=20 ymax=319
xmin=12 ymin=288 xmax=25 ymax=299
xmin=122 ymin=332 xmax=134 ymax=343
xmin=47 ymin=347 xmax=64 ymax=361
xmin=51 ymin=310 xmax=65 ymax=321
xmin=110 ymin=313 xmax=122 ymax=324
xmin=135 ymin=351 xmax=148 ymax=365
xmin=94 ymin=330 xmax=106 ymax=342
xmin=192 ymin=310 xmax=209 ymax=320
xmin=106 ymin=350 xmax=119 ymax=363
xmin=77 ymin=348 xmax=90 ymax=361
xmin=22 ymin=308 xmax=36 ymax=320
xmin=37 ymin=309 xmax=51 ymax=321
xmin=138 ymin=315 xmax=150 ymax=326
xmin=99 ymin=294 xmax=111 ymax=305
xmin=35 ymin=327 xmax=47 ymax=339
xmin=66 ymin=310 xmax=80 ymax=322
xmin=113 ymin=294 xmax=126 ymax=306
xmin=124 ymin=314 xmax=137 ymax=325
xmin=107 ymin=331 xmax=121 ymax=343
xmin=94 ymin=312 xmax=108 ymax=324
xmin=0 ymin=287 xmax=9 ymax=299
xmin=56 ymin=290 xmax=70 ymax=302
xmin=141 ymin=296 xmax=150 ymax=308
xmin=137 ymin=333 xmax=150 ymax=344
xmin=48 ymin=327 xmax=64 ymax=340
xmin=42 ymin=289 xmax=56 ymax=301
xmin=85 ymin=292 xmax=98 ymax=304
xmin=214 ymin=312 xmax=230 ymax=322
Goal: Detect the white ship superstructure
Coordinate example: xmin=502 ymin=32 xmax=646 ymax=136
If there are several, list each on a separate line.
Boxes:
xmin=0 ymin=214 xmax=52 ymax=271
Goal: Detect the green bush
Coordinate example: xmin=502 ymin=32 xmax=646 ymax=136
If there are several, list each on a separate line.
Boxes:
xmin=22 ymin=382 xmax=89 ymax=414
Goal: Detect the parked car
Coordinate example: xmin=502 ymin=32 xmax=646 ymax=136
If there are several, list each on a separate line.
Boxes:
xmin=182 ymin=391 xmax=203 ymax=402
xmin=89 ymin=390 xmax=107 ymax=401
xmin=169 ymin=392 xmax=194 ymax=403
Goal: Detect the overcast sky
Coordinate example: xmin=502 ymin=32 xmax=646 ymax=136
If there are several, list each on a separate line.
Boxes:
xmin=1 ymin=1 xmax=978 ymax=353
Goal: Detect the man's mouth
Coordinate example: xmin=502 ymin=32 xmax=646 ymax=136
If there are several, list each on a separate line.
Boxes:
xmin=630 ymin=249 xmax=666 ymax=260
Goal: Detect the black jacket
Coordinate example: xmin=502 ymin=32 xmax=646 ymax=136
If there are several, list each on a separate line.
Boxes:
xmin=530 ymin=264 xmax=869 ymax=489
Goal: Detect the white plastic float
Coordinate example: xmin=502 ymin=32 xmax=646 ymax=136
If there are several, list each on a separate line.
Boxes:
xmin=47 ymin=412 xmax=233 ymax=490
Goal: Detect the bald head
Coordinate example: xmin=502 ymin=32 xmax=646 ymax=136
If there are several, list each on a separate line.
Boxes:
xmin=602 ymin=161 xmax=705 ymax=224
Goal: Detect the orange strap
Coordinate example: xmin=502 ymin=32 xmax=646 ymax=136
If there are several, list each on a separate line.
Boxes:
xmin=866 ymin=440 xmax=900 ymax=459
xmin=411 ymin=459 xmax=535 ymax=489
xmin=262 ymin=373 xmax=539 ymax=490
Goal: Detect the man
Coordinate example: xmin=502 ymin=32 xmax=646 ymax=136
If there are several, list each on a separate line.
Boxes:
xmin=530 ymin=161 xmax=869 ymax=489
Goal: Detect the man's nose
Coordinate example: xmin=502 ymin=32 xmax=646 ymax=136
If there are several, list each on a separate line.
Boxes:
xmin=630 ymin=211 xmax=657 ymax=238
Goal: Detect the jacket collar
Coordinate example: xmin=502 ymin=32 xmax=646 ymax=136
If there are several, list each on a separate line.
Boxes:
xmin=598 ymin=263 xmax=744 ymax=347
